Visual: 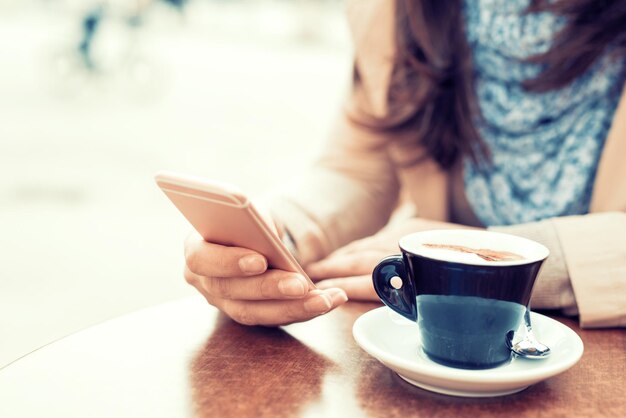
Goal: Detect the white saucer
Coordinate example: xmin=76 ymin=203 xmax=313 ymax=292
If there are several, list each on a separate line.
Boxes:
xmin=353 ymin=307 xmax=584 ymax=397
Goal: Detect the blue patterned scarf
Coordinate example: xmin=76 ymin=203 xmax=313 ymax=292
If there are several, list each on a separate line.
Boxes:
xmin=462 ymin=0 xmax=626 ymax=226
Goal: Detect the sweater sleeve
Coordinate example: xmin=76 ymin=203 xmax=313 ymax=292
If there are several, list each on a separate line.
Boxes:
xmin=489 ymin=220 xmax=578 ymax=314
xmin=553 ymin=212 xmax=626 ymax=328
xmin=491 ymin=212 xmax=626 ymax=328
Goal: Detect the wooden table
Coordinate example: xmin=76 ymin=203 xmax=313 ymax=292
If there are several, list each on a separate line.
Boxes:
xmin=0 ymin=296 xmax=624 ymax=417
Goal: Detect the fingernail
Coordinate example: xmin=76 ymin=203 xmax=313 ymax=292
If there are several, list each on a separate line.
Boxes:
xmin=278 ymin=276 xmax=306 ymax=296
xmin=326 ymin=288 xmax=349 ymax=304
xmin=304 ymin=294 xmax=332 ymax=314
xmin=238 ymin=255 xmax=266 ymax=274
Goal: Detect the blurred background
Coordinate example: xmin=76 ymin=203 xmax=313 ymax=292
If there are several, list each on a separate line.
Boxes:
xmin=0 ymin=0 xmax=351 ymax=367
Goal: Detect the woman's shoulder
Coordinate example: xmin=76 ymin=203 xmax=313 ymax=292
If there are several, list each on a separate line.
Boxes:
xmin=345 ymin=0 xmax=396 ymax=118
xmin=345 ymin=0 xmax=395 ymax=53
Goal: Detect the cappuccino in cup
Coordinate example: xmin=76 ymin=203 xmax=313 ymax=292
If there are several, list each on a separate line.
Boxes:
xmin=372 ymin=229 xmax=549 ymax=369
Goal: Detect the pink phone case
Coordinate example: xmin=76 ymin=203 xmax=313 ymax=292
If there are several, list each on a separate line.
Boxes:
xmin=155 ymin=171 xmax=313 ymax=288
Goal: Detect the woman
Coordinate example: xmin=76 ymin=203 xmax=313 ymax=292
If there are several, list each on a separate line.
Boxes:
xmin=183 ymin=0 xmax=626 ymax=328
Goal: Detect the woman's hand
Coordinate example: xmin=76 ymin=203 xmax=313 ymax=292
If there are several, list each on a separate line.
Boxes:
xmin=183 ymin=232 xmax=348 ymax=326
xmin=307 ymin=218 xmax=478 ymax=300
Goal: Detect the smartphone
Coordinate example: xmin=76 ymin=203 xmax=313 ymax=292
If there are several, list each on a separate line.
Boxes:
xmin=155 ymin=171 xmax=314 ymax=288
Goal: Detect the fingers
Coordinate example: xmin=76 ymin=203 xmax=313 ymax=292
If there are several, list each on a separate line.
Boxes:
xmin=217 ymin=289 xmax=348 ymax=326
xmin=182 ymin=231 xmax=351 ymax=326
xmin=306 ymin=251 xmax=384 ymax=280
xmin=185 ymin=232 xmax=267 ymax=278
xmin=316 ymin=275 xmax=378 ymax=301
xmin=184 ymin=266 xmax=309 ymax=300
xmin=329 ymin=237 xmax=375 ymax=256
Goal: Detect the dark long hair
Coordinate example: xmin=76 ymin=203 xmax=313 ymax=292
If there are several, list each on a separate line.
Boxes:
xmin=363 ymin=0 xmax=626 ymax=169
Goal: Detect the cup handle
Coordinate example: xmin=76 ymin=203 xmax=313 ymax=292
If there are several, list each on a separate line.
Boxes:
xmin=372 ymin=255 xmax=417 ymax=321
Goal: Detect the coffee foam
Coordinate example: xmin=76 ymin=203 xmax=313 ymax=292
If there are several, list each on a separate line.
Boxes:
xmin=399 ymin=230 xmax=549 ymax=266
xmin=415 ymin=245 xmax=503 ymax=265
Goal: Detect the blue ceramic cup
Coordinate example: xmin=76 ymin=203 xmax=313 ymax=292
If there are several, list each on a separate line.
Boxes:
xmin=372 ymin=230 xmax=549 ymax=370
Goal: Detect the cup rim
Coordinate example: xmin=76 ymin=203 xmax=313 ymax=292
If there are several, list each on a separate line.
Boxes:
xmin=398 ymin=229 xmax=550 ymax=267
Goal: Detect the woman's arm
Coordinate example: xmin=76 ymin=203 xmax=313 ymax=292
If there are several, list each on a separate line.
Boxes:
xmin=270 ymin=113 xmax=400 ymax=265
xmin=303 ymin=211 xmax=625 ymax=329
xmin=269 ymin=0 xmax=401 ymax=265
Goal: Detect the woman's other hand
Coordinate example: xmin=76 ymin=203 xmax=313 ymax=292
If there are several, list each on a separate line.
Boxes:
xmin=184 ymin=232 xmax=348 ymax=326
xmin=307 ymin=218 xmax=477 ymax=300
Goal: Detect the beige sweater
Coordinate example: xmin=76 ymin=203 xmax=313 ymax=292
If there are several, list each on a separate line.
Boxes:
xmin=272 ymin=0 xmax=626 ymax=328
